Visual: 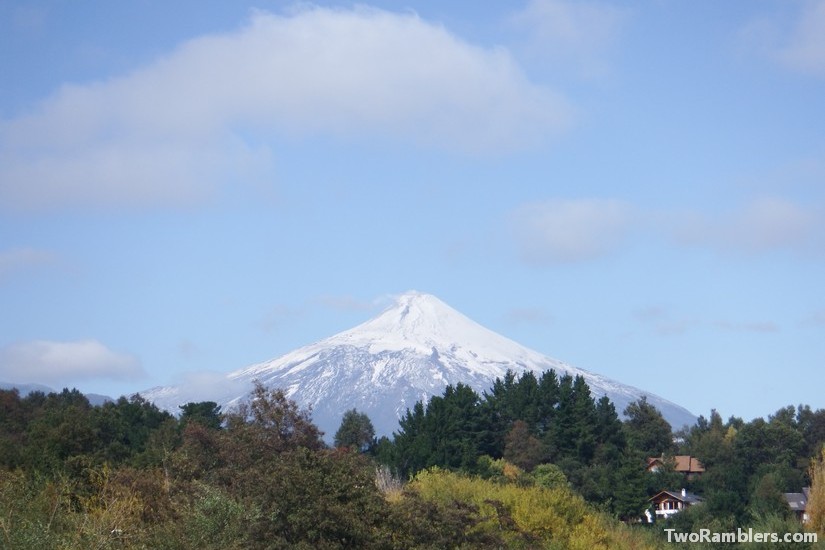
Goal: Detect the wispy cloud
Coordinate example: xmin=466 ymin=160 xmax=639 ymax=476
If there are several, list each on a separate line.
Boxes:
xmin=510 ymin=0 xmax=627 ymax=77
xmin=634 ymin=306 xmax=695 ymax=336
xmin=775 ymin=0 xmax=825 ymax=76
xmin=740 ymin=0 xmax=825 ymax=77
xmin=0 ymin=6 xmax=571 ymax=211
xmin=0 ymin=339 xmax=144 ymax=386
xmin=713 ymin=320 xmax=780 ymax=333
xmin=510 ymin=195 xmax=823 ymax=267
xmin=315 ymin=294 xmax=380 ymax=313
xmin=509 ymin=198 xmax=635 ymax=265
xmin=259 ymin=304 xmax=306 ymax=333
xmin=173 ymin=370 xmax=251 ymax=405
xmin=634 ymin=307 xmax=779 ymax=336
xmin=0 ymin=247 xmax=58 ymax=278
xmin=669 ymin=197 xmax=823 ymax=256
xmin=800 ymin=309 xmax=825 ymax=327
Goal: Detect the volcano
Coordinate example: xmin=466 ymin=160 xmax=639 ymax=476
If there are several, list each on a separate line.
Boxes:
xmin=141 ymin=291 xmax=696 ymax=437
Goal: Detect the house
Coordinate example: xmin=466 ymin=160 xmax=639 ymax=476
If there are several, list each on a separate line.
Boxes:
xmin=784 ymin=488 xmax=810 ymax=523
xmin=647 ymin=455 xmax=705 ymax=479
xmin=648 ymin=489 xmax=703 ymax=521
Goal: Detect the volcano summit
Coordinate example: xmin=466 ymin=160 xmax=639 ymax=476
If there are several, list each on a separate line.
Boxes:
xmin=141 ymin=292 xmax=696 ymax=437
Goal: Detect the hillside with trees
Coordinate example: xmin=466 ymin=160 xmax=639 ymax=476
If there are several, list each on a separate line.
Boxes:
xmin=0 ymin=372 xmax=823 ymax=548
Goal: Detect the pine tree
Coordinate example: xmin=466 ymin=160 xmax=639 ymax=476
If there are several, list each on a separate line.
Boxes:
xmin=334 ymin=408 xmax=376 ymax=451
xmin=623 ymin=396 xmax=674 ymax=457
xmin=179 ymin=401 xmax=222 ymax=430
xmin=594 ymin=395 xmax=625 ymax=462
xmin=535 ymin=369 xmax=559 ymax=435
xmin=547 ymin=374 xmax=572 ymax=459
xmin=570 ymin=375 xmax=598 ymax=464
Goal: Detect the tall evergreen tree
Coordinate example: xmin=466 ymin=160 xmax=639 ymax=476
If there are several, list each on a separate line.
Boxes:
xmin=334 ymin=408 xmax=376 ymax=451
xmin=594 ymin=395 xmax=625 ymax=462
xmin=535 ymin=369 xmax=559 ymax=435
xmin=570 ymin=375 xmax=598 ymax=463
xmin=623 ymin=397 xmax=674 ymax=457
xmin=547 ymin=374 xmax=576 ymax=461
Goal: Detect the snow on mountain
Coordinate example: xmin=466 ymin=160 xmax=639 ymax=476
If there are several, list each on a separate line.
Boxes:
xmin=140 ymin=291 xmax=697 ymax=438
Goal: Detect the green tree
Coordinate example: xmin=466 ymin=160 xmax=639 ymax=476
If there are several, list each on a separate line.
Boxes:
xmin=749 ymin=471 xmax=791 ymax=519
xmin=570 ymin=375 xmax=598 ymax=463
xmin=22 ymin=388 xmax=97 ymax=474
xmin=0 ymin=389 xmax=28 ymax=468
xmin=594 ymin=395 xmax=625 ymax=461
xmin=392 ymin=383 xmax=488 ymax=476
xmin=531 ymin=462 xmax=568 ymax=489
xmin=623 ymin=397 xmax=674 ymax=457
xmin=611 ymin=450 xmax=651 ymax=522
xmin=334 ymin=408 xmax=375 ymax=451
xmin=179 ymin=401 xmax=222 ymax=430
xmin=92 ymin=394 xmax=174 ymax=466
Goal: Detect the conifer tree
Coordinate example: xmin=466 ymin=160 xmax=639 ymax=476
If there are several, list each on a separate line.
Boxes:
xmin=623 ymin=396 xmax=674 ymax=457
xmin=334 ymin=408 xmax=375 ymax=451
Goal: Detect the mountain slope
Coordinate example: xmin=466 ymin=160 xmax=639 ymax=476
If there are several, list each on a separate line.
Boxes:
xmin=141 ymin=292 xmax=696 ymax=437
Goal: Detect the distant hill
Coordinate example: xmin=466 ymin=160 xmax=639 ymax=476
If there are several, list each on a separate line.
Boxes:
xmin=0 ymin=382 xmax=113 ymax=406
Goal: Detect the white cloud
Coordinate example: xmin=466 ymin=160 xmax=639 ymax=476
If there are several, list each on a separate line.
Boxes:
xmin=634 ymin=306 xmax=779 ymax=336
xmin=740 ymin=0 xmax=825 ymax=77
xmin=670 ymin=197 xmax=823 ymax=255
xmin=0 ymin=339 xmax=144 ymax=386
xmin=510 ymin=198 xmax=634 ymax=264
xmin=510 ymin=0 xmax=627 ymax=77
xmin=801 ymin=309 xmax=825 ymax=327
xmin=713 ymin=320 xmax=779 ymax=333
xmin=173 ymin=370 xmax=252 ymax=406
xmin=0 ymin=247 xmax=58 ymax=278
xmin=510 ymin=195 xmax=823 ymax=266
xmin=775 ymin=0 xmax=825 ymax=76
xmin=0 ymin=6 xmax=571 ymax=211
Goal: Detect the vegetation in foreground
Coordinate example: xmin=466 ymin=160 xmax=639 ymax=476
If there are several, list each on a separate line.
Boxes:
xmin=1 ymin=372 xmax=824 ymax=548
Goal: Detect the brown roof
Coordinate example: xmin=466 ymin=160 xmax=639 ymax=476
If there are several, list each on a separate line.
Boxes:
xmin=649 ymin=490 xmax=703 ymax=505
xmin=647 ymin=455 xmax=705 ymax=474
xmin=673 ymin=455 xmax=705 ymax=473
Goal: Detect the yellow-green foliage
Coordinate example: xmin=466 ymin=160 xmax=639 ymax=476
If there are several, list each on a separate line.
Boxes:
xmin=0 ymin=467 xmax=163 ymax=550
xmin=809 ymin=446 xmax=825 ymax=536
xmin=410 ymin=467 xmax=658 ymax=550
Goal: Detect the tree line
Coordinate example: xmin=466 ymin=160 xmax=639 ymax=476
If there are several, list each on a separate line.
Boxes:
xmin=1 ymin=370 xmax=824 ymax=548
xmin=0 ymin=383 xmax=661 ymax=549
xmin=370 ymin=370 xmax=825 ymax=547
xmin=372 ymin=371 xmax=674 ymax=521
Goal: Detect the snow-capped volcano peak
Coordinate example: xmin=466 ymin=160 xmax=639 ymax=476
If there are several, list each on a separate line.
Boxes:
xmin=332 ymin=291 xmax=530 ymax=362
xmin=140 ymin=291 xmax=697 ymax=438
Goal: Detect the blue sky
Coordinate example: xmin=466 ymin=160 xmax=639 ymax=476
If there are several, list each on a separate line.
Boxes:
xmin=1 ymin=0 xmax=823 ymax=423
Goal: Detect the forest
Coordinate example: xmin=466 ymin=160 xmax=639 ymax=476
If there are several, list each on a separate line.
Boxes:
xmin=1 ymin=371 xmax=824 ymax=549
